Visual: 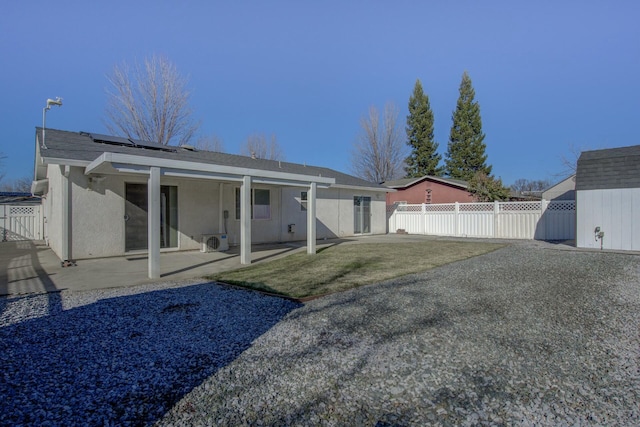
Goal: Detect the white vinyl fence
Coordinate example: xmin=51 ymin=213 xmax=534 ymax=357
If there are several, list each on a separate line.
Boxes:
xmin=387 ymin=200 xmax=575 ymax=240
xmin=1 ymin=205 xmax=43 ymax=241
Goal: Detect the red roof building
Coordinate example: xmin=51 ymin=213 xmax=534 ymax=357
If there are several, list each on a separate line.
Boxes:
xmin=382 ymin=176 xmax=475 ymax=205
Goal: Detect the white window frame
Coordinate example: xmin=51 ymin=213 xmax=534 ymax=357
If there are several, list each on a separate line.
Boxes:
xmin=235 ymin=188 xmax=271 ymax=220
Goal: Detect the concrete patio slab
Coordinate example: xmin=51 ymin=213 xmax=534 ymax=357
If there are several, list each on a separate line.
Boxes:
xmin=0 ymin=240 xmax=306 ymax=296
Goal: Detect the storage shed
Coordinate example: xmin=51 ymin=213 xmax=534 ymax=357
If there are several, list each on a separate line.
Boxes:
xmin=575 ymin=145 xmax=640 ymax=250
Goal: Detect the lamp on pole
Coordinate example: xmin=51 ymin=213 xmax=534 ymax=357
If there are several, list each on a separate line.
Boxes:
xmin=42 ymin=97 xmax=63 ymax=149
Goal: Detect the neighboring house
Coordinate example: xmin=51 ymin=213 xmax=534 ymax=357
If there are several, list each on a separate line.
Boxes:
xmin=542 ymin=175 xmax=576 ymax=200
xmin=382 ymin=176 xmax=474 ymax=205
xmin=575 ymin=145 xmax=640 ymax=251
xmin=32 ymin=128 xmax=390 ymax=278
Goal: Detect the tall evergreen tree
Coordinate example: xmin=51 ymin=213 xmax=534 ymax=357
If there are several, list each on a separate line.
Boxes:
xmin=405 ymin=79 xmax=443 ymax=177
xmin=445 ymin=71 xmax=491 ymax=181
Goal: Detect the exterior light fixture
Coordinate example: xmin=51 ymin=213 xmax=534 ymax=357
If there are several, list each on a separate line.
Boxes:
xmin=42 ymin=97 xmax=63 ymax=149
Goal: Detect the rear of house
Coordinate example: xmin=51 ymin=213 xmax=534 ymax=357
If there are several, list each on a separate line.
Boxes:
xmin=575 ymin=145 xmax=640 ymax=251
xmin=33 ymin=129 xmax=389 ymax=263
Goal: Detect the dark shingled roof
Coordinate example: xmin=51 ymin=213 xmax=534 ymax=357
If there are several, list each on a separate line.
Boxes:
xmin=382 ymin=175 xmax=468 ymax=189
xmin=576 ymin=145 xmax=640 ymax=191
xmin=37 ymin=128 xmax=385 ymax=190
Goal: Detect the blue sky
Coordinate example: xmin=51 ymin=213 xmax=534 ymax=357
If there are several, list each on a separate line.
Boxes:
xmin=1 ymin=1 xmax=638 ymax=186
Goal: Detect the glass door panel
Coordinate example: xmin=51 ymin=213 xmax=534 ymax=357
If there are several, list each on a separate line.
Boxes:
xmin=125 ymin=183 xmax=178 ymax=251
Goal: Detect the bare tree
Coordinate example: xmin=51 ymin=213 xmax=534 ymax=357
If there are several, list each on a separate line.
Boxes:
xmin=0 ymin=152 xmax=6 ymax=184
xmin=350 ymin=102 xmax=406 ymax=183
xmin=558 ymin=143 xmax=586 ymax=177
xmin=240 ymin=133 xmax=285 ymax=160
xmin=0 ymin=176 xmax=32 ymax=193
xmin=104 ymin=54 xmax=200 ymax=145
xmin=510 ymin=178 xmax=552 ymax=193
xmin=193 ymin=134 xmax=225 ymax=152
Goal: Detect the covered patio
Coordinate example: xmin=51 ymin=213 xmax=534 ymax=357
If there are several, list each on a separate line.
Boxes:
xmin=0 ymin=240 xmax=312 ymax=296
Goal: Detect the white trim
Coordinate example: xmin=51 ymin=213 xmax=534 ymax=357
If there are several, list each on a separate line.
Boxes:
xmin=85 ymin=152 xmax=335 ymax=185
xmin=41 ymin=156 xmax=91 ymax=168
xmin=332 ymin=184 xmax=393 ymax=192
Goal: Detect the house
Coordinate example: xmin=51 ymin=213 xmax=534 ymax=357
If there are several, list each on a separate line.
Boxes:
xmin=31 ymin=128 xmax=391 ymax=278
xmin=575 ymin=145 xmax=640 ymax=250
xmin=542 ymin=175 xmax=576 ymax=201
xmin=382 ymin=176 xmax=474 ymax=205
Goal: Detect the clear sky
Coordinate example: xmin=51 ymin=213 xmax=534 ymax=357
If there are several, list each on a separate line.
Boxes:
xmin=1 ymin=1 xmax=638 ymax=186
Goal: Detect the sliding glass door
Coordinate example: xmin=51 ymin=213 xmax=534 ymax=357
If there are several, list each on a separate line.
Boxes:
xmin=125 ymin=183 xmax=178 ymax=251
xmin=354 ymin=196 xmax=371 ymax=234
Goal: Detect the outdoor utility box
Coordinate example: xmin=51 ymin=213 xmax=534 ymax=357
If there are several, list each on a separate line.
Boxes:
xmin=288 ymin=224 xmax=295 ymax=233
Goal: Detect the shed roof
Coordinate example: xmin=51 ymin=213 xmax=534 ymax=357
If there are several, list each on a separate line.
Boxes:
xmin=576 ymin=145 xmax=640 ymax=191
xmin=36 ymin=128 xmax=387 ymax=191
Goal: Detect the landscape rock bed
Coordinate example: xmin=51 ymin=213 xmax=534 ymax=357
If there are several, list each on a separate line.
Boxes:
xmin=159 ymin=244 xmax=640 ymax=426
xmin=1 ymin=243 xmax=639 ymax=426
xmin=0 ymin=281 xmax=301 ymax=426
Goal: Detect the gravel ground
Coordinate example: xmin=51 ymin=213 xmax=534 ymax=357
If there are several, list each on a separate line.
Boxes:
xmin=158 ymin=243 xmax=640 ymax=426
xmin=1 ymin=242 xmax=639 ymax=426
xmin=0 ymin=280 xmax=301 ymax=426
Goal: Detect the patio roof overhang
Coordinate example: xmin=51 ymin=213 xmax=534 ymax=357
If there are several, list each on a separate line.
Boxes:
xmin=42 ymin=150 xmax=335 ymax=280
xmin=83 ymin=152 xmax=335 ymax=187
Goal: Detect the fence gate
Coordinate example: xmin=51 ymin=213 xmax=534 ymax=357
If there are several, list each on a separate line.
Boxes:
xmin=1 ymin=205 xmax=43 ymax=241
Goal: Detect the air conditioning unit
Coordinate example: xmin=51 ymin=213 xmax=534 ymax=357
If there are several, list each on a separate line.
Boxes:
xmin=201 ymin=234 xmax=229 ymax=252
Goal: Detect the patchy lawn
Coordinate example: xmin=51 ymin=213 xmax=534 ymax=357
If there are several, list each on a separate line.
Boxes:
xmin=210 ymin=240 xmax=505 ymax=299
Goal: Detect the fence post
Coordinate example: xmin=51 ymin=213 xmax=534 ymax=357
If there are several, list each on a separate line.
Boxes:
xmin=454 ymin=202 xmax=460 ymax=236
xmin=421 ymin=203 xmax=426 ymax=234
xmin=494 ymin=201 xmax=500 ymax=238
xmin=539 ymin=199 xmax=549 ymax=240
xmin=1 ymin=205 xmax=5 ymax=242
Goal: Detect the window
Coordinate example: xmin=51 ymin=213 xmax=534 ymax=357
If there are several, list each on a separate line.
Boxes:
xmin=235 ymin=188 xmax=271 ymax=220
xmin=300 ymin=191 xmax=307 ymax=211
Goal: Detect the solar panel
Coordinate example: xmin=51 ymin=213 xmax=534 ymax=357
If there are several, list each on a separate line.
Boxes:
xmin=129 ymin=138 xmax=176 ymax=152
xmin=88 ymin=133 xmax=134 ymax=146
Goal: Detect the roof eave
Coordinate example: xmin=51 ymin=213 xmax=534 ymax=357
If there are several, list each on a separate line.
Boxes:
xmin=84 ymin=152 xmax=336 ymax=185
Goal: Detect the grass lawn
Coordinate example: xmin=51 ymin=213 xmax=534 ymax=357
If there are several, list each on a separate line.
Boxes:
xmin=210 ymin=240 xmax=505 ymax=299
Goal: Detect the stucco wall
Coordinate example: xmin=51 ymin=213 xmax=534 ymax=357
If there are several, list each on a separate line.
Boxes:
xmin=386 ymin=180 xmax=474 ymax=205
xmin=70 ymin=168 xmax=125 ymax=258
xmin=576 ymin=188 xmax=640 ymax=250
xmin=49 ymin=172 xmax=388 ymax=259
xmin=44 ymin=165 xmax=63 ymax=258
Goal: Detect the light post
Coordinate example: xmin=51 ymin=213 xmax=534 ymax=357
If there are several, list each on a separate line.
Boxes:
xmin=42 ymin=97 xmax=63 ymax=149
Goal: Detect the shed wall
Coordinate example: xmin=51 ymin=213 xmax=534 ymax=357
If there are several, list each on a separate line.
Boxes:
xmin=576 ymin=188 xmax=640 ymax=250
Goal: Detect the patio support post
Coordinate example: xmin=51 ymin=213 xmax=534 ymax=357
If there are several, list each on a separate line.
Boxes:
xmin=60 ymin=165 xmax=70 ymax=261
xmin=148 ymin=166 xmax=161 ymax=279
xmin=240 ymin=175 xmax=252 ymax=264
xmin=218 ymin=183 xmax=225 ymax=234
xmin=307 ymin=182 xmax=317 ymax=255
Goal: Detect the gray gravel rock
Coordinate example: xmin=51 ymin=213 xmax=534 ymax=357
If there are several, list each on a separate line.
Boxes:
xmin=0 ymin=280 xmax=301 ymax=426
xmin=2 ymin=243 xmax=639 ymax=426
xmin=158 ymin=244 xmax=640 ymax=426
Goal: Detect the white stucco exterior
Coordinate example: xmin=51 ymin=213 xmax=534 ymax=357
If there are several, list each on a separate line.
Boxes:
xmin=40 ymin=164 xmax=388 ymax=260
xmin=576 ymin=188 xmax=640 ymax=250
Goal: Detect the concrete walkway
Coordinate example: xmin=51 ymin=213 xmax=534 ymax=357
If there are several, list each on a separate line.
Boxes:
xmin=0 ymin=234 xmax=580 ymax=297
xmin=0 ymin=240 xmax=309 ymax=296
